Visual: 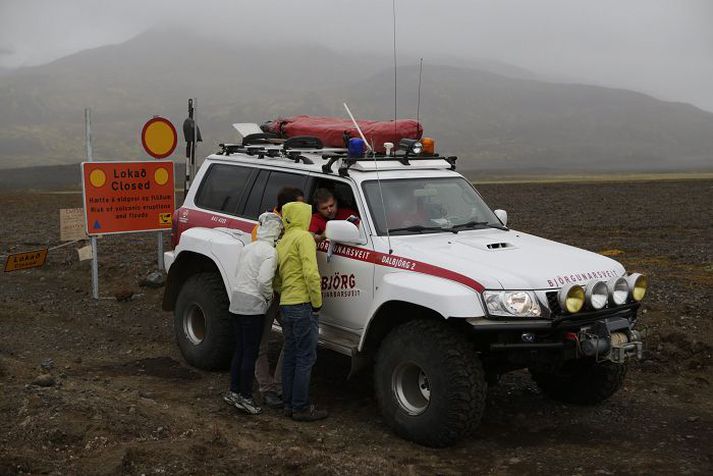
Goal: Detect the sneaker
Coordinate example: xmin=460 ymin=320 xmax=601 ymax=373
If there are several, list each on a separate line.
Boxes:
xmin=237 ymin=395 xmax=263 ymax=415
xmin=224 ymin=391 xmax=263 ymax=415
xmin=262 ymin=391 xmax=283 ymax=409
xmin=291 ymin=404 xmax=328 ymax=422
xmin=223 ymin=391 xmax=242 ymax=408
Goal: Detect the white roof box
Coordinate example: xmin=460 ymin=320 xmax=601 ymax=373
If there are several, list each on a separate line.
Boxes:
xmin=232 ymin=123 xmax=263 ymax=142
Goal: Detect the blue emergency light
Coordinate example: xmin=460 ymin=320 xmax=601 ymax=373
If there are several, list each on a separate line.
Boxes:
xmin=347 ymin=138 xmax=366 ymax=158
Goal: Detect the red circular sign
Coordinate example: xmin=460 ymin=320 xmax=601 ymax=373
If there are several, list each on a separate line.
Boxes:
xmin=141 ymin=116 xmax=178 ymax=159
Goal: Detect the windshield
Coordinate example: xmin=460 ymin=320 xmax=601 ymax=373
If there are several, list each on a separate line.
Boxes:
xmin=362 ymin=177 xmax=504 ymax=235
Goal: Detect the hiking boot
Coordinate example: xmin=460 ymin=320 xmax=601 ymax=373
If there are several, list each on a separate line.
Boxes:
xmin=291 ymin=404 xmax=328 ymax=422
xmin=224 ymin=392 xmax=263 ymax=415
xmin=283 ymin=407 xmax=293 ymax=418
xmin=262 ymin=391 xmax=283 ymax=409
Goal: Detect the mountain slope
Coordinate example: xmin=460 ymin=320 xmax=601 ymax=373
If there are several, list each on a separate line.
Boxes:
xmin=0 ymin=30 xmax=712 ymax=173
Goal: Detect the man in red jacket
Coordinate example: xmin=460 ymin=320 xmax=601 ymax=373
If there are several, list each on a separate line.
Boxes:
xmin=309 ymin=188 xmax=359 ymax=243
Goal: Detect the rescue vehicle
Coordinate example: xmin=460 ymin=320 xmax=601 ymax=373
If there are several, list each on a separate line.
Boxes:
xmin=162 ymin=117 xmax=647 ymax=447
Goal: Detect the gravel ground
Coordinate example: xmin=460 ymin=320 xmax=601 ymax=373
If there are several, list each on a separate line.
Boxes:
xmin=1 ymin=179 xmax=712 ymax=475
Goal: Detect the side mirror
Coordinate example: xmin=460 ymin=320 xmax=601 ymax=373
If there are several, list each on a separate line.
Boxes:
xmin=494 ymin=209 xmax=508 ymax=226
xmin=325 ymin=220 xmax=364 ymax=262
xmin=325 ymin=220 xmax=362 ymax=244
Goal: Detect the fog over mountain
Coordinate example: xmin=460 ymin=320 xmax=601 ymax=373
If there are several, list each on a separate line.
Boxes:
xmin=0 ymin=30 xmax=712 ymax=174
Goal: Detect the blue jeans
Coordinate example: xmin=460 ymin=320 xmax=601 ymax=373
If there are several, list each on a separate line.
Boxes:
xmin=230 ymin=314 xmax=265 ymax=398
xmin=281 ymin=303 xmax=319 ymax=412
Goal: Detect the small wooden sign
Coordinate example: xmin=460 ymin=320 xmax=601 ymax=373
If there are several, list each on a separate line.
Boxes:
xmin=4 ymin=249 xmax=49 ymax=272
xmin=77 ymin=245 xmax=93 ymax=262
xmin=60 ymin=208 xmax=87 ymax=241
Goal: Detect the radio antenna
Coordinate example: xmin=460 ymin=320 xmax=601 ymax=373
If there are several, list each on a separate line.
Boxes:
xmin=392 ymin=0 xmax=398 ymax=143
xmin=416 ymin=58 xmax=423 ymax=123
xmin=343 ymin=102 xmax=393 ymax=254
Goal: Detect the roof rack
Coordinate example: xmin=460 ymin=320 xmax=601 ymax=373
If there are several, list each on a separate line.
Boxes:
xmin=217 ymin=143 xmax=315 ymax=164
xmin=214 ymin=144 xmax=456 ymax=175
xmin=320 ymin=153 xmax=458 ymax=176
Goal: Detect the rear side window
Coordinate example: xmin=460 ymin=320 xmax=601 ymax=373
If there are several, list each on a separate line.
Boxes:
xmin=243 ymin=170 xmax=308 ymax=219
xmin=194 ymin=164 xmax=253 ymax=214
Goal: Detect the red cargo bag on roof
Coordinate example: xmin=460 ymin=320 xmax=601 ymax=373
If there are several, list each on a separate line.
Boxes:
xmin=262 ymin=115 xmax=422 ymax=153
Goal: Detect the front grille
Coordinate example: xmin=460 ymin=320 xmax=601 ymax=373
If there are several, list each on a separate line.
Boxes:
xmin=546 ymin=291 xmax=562 ymax=315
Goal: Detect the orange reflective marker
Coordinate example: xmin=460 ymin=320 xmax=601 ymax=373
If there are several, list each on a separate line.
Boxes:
xmin=141 ymin=117 xmax=177 ymax=159
xmin=81 ymin=161 xmax=175 ymax=235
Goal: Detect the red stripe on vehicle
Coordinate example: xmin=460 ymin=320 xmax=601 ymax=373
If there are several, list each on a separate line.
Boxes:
xmin=317 ymin=241 xmax=484 ymax=293
xmin=180 ymin=211 xmax=484 ymax=293
xmin=178 ymin=208 xmax=255 ymax=234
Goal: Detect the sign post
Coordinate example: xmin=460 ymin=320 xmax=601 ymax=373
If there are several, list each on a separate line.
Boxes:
xmin=182 ymin=99 xmax=202 ymax=198
xmin=85 ymin=108 xmax=99 ymax=300
xmin=141 ymin=116 xmax=178 ymax=272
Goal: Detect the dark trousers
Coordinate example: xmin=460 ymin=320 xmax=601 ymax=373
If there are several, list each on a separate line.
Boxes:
xmin=230 ymin=313 xmax=265 ymax=398
xmin=281 ymin=303 xmax=319 ymax=412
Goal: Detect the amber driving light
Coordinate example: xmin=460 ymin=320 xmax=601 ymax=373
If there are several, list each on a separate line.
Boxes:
xmin=558 ymin=283 xmax=585 ymax=314
xmin=421 ymin=137 xmax=435 ymax=155
xmin=626 ymin=273 xmax=648 ymax=302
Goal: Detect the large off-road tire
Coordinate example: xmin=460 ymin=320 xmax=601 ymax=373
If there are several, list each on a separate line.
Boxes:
xmin=530 ymin=360 xmax=627 ymax=405
xmin=374 ymin=319 xmax=486 ymax=447
xmin=174 ymin=273 xmax=234 ymax=370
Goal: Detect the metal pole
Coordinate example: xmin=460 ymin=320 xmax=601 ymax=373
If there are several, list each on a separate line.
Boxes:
xmin=85 ymin=108 xmax=99 ymax=300
xmin=157 ymin=232 xmax=164 ymax=271
xmin=191 ymin=97 xmax=197 ymax=190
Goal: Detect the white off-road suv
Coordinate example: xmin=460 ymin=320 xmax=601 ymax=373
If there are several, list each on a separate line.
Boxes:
xmin=162 ymin=126 xmax=647 ymax=447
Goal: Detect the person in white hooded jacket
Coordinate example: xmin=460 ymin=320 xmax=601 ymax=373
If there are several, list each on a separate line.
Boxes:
xmin=223 ymin=212 xmax=283 ymax=415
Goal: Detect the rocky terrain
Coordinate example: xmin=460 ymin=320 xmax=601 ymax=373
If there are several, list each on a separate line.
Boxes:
xmin=1 ymin=178 xmax=712 ymax=475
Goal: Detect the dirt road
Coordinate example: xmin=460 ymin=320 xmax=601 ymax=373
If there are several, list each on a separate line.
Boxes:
xmin=1 ymin=179 xmax=712 ymax=475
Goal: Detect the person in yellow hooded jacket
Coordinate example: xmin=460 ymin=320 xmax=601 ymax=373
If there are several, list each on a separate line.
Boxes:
xmin=274 ymin=201 xmax=328 ymax=421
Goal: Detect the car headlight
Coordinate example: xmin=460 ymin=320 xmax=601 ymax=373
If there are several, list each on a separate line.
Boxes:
xmin=584 ymin=280 xmax=608 ymax=310
xmin=626 ymin=273 xmax=647 ymax=302
xmin=606 ymin=277 xmax=630 ymax=306
xmin=483 ymin=290 xmax=541 ymax=318
xmin=558 ymin=283 xmax=585 ymax=313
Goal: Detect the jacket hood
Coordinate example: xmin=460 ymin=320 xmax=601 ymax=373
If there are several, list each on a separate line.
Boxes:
xmin=256 ymin=212 xmax=283 ymax=245
xmin=281 ymin=202 xmax=312 ymax=232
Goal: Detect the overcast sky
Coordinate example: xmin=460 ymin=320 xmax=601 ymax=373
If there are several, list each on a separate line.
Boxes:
xmin=1 ymin=0 xmax=712 ymax=111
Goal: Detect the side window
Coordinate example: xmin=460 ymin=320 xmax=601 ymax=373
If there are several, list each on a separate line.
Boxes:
xmin=310 ymin=179 xmax=359 ymax=214
xmin=242 ymin=170 xmax=270 ymax=219
xmin=194 ymin=164 xmax=254 ymax=215
xmin=244 ymin=171 xmax=308 ymax=219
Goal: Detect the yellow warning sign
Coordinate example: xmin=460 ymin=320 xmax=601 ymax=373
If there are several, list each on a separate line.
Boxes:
xmin=4 ymin=249 xmax=49 ymax=272
xmin=159 ymin=213 xmax=172 ymax=225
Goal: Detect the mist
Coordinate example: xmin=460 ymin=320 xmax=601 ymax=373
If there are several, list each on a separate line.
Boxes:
xmin=1 ymin=0 xmax=712 ymax=111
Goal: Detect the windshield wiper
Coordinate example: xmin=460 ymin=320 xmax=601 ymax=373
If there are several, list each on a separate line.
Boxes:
xmin=445 ymin=220 xmax=508 ymax=233
xmin=387 ymin=224 xmax=446 ymax=234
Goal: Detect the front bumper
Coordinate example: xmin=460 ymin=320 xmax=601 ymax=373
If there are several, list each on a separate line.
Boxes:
xmin=469 ymin=303 xmax=643 ymax=364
